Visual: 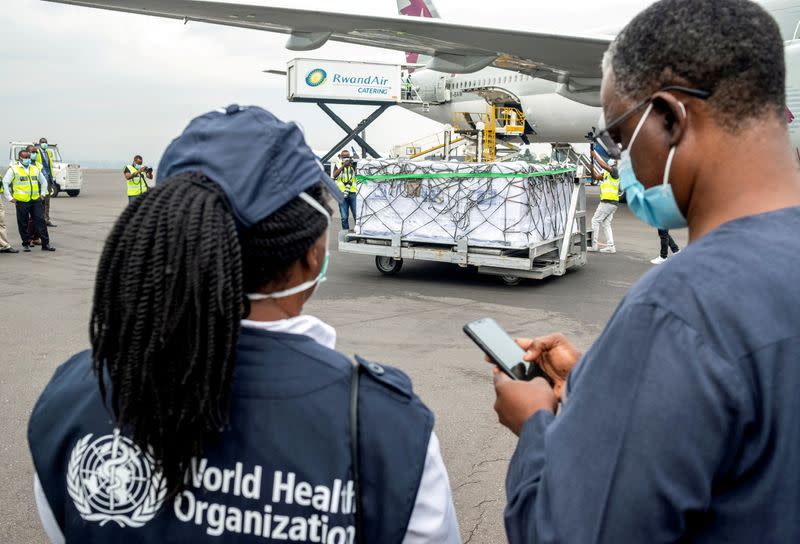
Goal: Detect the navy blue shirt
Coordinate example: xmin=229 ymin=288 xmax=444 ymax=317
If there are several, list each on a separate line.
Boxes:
xmin=505 ymin=207 xmax=800 ymax=543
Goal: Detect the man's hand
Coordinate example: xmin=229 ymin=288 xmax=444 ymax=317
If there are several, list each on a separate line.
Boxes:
xmin=493 ymin=370 xmax=557 ymax=436
xmin=516 ymin=334 xmax=581 ymax=402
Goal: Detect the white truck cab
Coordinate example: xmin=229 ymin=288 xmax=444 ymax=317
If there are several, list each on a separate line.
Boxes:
xmin=8 ymin=141 xmax=83 ymax=197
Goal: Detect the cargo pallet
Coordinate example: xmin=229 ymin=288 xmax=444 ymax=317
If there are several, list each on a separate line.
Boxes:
xmin=338 ymin=182 xmax=591 ymax=285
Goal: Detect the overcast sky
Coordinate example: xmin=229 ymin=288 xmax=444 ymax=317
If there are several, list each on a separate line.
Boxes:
xmin=1 ymin=0 xmax=656 ymax=167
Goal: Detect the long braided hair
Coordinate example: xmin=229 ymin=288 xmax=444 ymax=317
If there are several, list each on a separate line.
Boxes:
xmin=90 ymin=171 xmax=330 ymax=494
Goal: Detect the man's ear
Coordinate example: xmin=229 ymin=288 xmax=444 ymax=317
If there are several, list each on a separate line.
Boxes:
xmin=651 ymin=92 xmax=688 ymax=147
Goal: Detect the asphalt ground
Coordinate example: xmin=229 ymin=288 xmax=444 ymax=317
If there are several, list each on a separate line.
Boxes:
xmin=0 ymin=170 xmax=687 ymax=543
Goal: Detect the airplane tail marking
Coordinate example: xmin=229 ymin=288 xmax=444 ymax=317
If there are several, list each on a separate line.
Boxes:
xmin=396 ymin=0 xmax=440 ymax=68
xmin=397 ymin=0 xmax=440 ymax=18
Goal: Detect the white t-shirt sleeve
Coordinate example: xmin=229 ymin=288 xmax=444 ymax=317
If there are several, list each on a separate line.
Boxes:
xmin=34 ymin=474 xmax=65 ymax=544
xmin=39 ymin=172 xmax=49 ymax=196
xmin=402 ymin=431 xmax=461 ymax=544
xmin=2 ymin=168 xmax=14 ymax=200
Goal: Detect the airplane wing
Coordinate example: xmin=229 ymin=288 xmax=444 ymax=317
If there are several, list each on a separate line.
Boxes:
xmin=43 ymin=0 xmax=612 ymax=86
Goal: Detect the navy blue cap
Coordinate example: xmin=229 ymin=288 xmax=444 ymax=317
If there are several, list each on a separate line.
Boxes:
xmin=157 ymin=104 xmax=342 ymax=228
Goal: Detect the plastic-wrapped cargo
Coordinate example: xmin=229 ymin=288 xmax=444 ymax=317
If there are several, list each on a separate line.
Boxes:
xmin=354 ymin=159 xmax=576 ymax=249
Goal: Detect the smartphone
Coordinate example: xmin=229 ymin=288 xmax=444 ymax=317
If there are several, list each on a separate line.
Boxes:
xmin=463 ymin=317 xmax=553 ymax=384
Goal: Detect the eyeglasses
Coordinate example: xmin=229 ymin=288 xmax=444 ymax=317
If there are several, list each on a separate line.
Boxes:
xmin=592 ymin=86 xmax=712 ymax=160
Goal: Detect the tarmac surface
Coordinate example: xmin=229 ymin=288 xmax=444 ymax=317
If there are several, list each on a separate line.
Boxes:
xmin=0 ymin=170 xmax=687 ymax=543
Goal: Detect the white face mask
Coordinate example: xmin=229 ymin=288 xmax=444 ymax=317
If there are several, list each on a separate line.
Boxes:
xmin=247 ymin=192 xmax=331 ymax=300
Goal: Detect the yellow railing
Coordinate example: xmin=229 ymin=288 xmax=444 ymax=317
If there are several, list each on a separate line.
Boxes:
xmin=485 ymin=107 xmax=497 ymax=161
xmin=494 ymin=106 xmax=526 ymax=134
xmin=451 ymin=105 xmax=526 ymax=162
xmin=408 ymin=137 xmax=465 ymax=159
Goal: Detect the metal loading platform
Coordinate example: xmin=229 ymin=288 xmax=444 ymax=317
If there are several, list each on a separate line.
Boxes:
xmin=338 ymin=180 xmax=591 ymax=286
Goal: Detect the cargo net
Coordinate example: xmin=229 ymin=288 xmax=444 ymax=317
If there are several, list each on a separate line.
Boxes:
xmin=353 ymin=160 xmax=576 ymax=249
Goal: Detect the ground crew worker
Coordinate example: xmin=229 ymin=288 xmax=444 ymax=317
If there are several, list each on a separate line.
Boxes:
xmin=489 ymin=1 xmax=800 ymax=542
xmin=2 ymin=149 xmax=55 ymax=252
xmin=588 ymin=159 xmax=619 ymax=253
xmin=124 ymin=154 xmax=152 ymax=201
xmin=403 ymin=74 xmax=415 ymax=100
xmin=35 ymin=138 xmax=57 ymax=227
xmin=28 ymin=105 xmax=459 ymax=543
xmin=333 ymin=149 xmax=358 ymax=231
xmin=25 ymin=145 xmax=44 ymax=246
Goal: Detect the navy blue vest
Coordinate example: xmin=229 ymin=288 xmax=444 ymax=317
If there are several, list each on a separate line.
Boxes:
xmin=28 ymin=328 xmax=433 ymax=543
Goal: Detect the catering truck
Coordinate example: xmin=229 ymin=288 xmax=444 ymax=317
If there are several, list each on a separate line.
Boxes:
xmin=287 ymin=58 xmax=402 ymax=104
xmin=8 ymin=141 xmax=83 ymax=197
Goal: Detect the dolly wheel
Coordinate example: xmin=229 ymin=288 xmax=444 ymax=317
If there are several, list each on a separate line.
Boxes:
xmin=375 ymin=256 xmax=403 ymax=275
xmin=500 ymin=274 xmax=522 ymax=286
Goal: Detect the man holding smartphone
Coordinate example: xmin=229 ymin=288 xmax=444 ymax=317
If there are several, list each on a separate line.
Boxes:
xmin=488 ymin=1 xmax=800 ymax=542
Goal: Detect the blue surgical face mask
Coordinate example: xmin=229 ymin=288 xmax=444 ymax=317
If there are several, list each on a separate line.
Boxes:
xmin=21 ymin=158 xmax=31 ymax=167
xmin=618 ymin=103 xmax=688 ymax=230
xmin=247 ymin=192 xmax=331 ymax=300
xmin=30 ymin=152 xmax=38 ymax=161
xmin=41 ymin=143 xmax=48 ymax=150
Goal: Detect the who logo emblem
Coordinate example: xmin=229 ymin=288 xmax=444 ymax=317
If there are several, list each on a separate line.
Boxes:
xmin=67 ymin=431 xmax=167 ymax=528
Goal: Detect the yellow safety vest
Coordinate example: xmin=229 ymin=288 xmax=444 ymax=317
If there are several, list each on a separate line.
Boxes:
xmin=35 ymin=148 xmax=56 ymax=177
xmin=600 ymin=171 xmax=620 ymax=202
xmin=126 ymin=165 xmax=148 ymax=196
xmin=335 ymin=160 xmax=358 ymax=194
xmin=11 ymin=163 xmax=42 ymax=202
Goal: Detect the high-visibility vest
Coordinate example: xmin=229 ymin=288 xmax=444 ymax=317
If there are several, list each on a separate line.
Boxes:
xmin=600 ymin=171 xmax=620 ymax=202
xmin=35 ymin=148 xmax=56 ymax=178
xmin=335 ymin=160 xmax=358 ymax=194
xmin=11 ymin=163 xmax=42 ymax=202
xmin=126 ymin=165 xmax=148 ymax=196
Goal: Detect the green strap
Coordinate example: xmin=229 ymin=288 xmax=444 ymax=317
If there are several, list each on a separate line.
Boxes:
xmin=355 ymin=167 xmax=575 ymax=184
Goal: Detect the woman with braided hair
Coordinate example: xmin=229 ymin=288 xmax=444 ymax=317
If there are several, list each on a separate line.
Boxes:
xmin=28 ymin=106 xmax=459 ymax=544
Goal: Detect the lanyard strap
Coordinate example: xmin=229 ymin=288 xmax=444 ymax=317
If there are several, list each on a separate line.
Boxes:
xmin=349 ymin=361 xmax=364 ymax=544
